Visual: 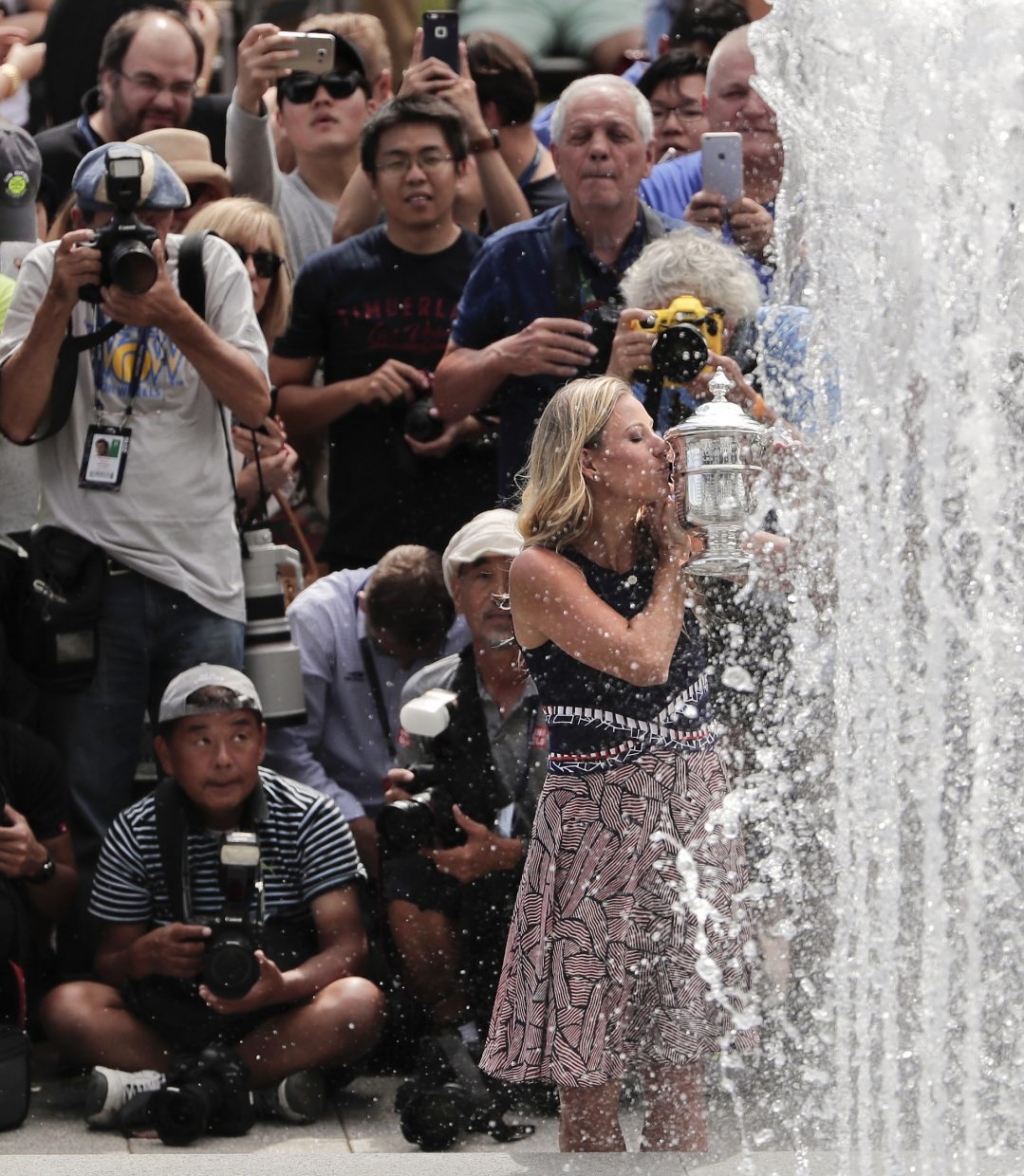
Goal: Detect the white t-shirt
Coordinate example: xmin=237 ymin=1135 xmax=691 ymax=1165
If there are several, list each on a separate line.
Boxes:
xmin=0 ymin=233 xmax=269 ymax=621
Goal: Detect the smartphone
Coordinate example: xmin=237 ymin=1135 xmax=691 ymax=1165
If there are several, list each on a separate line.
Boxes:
xmin=701 ymin=132 xmax=743 ymax=204
xmin=422 ymin=10 xmax=459 ymax=72
xmin=285 ymin=31 xmax=335 ymax=75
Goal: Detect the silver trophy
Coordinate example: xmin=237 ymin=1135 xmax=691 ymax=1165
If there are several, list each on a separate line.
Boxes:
xmin=664 ymin=369 xmax=769 ymax=578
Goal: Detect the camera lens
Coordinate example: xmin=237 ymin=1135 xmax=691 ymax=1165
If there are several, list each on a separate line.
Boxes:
xmin=202 ymin=932 xmax=260 ymax=999
xmin=651 ymin=324 xmax=709 ymax=383
xmin=403 ymin=397 xmax=444 ymax=443
xmin=108 ymin=239 xmax=158 ymax=295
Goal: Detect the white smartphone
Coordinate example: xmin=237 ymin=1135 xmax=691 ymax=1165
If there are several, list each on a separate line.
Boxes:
xmin=701 ymin=132 xmax=743 ymax=204
xmin=285 ymin=32 xmax=336 ymax=74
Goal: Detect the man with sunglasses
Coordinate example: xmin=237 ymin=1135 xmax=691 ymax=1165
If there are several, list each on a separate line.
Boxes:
xmin=227 ymin=25 xmax=375 ymax=270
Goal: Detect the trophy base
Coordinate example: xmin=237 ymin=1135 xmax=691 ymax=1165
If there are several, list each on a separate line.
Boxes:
xmin=684 ymin=552 xmax=753 ymax=579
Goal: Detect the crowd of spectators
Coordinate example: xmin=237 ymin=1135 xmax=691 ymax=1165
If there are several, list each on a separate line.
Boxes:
xmin=0 ymin=0 xmax=813 ymax=1150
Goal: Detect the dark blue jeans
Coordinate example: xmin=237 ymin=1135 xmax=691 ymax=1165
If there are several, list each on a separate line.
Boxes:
xmin=42 ymin=569 xmax=245 ymax=875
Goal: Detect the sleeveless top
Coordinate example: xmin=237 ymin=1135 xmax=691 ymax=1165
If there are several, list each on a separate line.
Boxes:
xmin=521 ymin=550 xmax=715 ymax=772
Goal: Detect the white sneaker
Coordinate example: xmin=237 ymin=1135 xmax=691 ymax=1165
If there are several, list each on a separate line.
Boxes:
xmin=85 ymin=1066 xmax=165 ymax=1128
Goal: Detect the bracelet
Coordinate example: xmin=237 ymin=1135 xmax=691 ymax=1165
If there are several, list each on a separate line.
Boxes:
xmin=469 ymin=129 xmax=500 ymax=154
xmin=0 ymin=62 xmax=22 ymax=97
xmin=26 ymin=851 xmax=56 ymax=885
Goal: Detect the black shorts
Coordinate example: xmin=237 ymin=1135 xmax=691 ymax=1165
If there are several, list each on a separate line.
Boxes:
xmin=122 ymin=975 xmax=295 ymax=1054
xmin=381 ymin=853 xmax=463 ymax=920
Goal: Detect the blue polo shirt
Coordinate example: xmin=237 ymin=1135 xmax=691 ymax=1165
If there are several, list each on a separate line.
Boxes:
xmin=449 ymin=201 xmax=678 ymax=498
xmin=641 ymin=151 xmax=776 ymax=295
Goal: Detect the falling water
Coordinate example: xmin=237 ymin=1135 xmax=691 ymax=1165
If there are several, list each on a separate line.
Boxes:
xmin=731 ymin=3 xmax=1024 ymax=1173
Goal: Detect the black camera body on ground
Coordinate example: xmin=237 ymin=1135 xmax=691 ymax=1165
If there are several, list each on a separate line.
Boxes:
xmin=197 ymin=831 xmax=262 ymax=999
xmin=79 ymin=145 xmax=159 ymax=304
xmin=119 ymin=1045 xmax=254 ymax=1145
xmin=376 ymin=766 xmax=461 ymax=857
xmin=395 ymin=1031 xmax=534 ymax=1152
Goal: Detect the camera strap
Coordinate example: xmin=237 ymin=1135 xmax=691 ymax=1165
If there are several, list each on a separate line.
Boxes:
xmin=548 ymin=203 xmax=668 ymax=320
xmin=152 ymin=777 xmax=267 ymax=930
xmin=177 ymin=230 xmax=251 ymax=556
xmin=358 ymin=633 xmax=395 ymax=758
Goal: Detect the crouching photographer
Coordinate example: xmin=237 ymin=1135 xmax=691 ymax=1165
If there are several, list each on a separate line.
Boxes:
xmin=380 ymin=511 xmax=548 ymax=1048
xmin=39 ymin=666 xmax=385 ymax=1141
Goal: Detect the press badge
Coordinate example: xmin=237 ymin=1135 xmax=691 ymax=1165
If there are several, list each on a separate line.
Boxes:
xmin=79 ymin=424 xmax=131 ymax=490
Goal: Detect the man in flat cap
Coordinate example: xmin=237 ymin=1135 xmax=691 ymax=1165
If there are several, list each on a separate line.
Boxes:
xmin=379 ymin=509 xmax=549 ymax=1049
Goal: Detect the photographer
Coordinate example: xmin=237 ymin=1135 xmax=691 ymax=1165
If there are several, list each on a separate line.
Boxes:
xmin=0 ymin=718 xmax=77 ymax=1024
xmin=0 ymin=142 xmax=270 ymax=971
xmin=39 ymin=665 xmax=385 ymax=1132
xmin=380 ymin=511 xmax=548 ymax=1045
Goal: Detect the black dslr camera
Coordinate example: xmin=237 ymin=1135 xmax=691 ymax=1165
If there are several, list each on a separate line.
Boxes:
xmin=118 ymin=1045 xmax=254 ymax=1145
xmin=636 ymin=295 xmax=726 ymax=383
xmin=79 ymin=145 xmax=159 ymax=304
xmin=396 ymin=1031 xmax=534 ymax=1152
xmin=196 ymin=831 xmax=262 ymax=999
xmin=376 ymin=765 xmax=460 ymax=857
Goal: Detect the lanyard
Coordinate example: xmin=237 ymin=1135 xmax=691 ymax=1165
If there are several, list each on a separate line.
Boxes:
xmin=518 ymin=145 xmax=543 ymax=189
xmin=92 ymin=322 xmax=151 ymax=421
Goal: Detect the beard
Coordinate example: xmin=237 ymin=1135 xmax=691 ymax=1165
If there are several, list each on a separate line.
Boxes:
xmin=105 ymin=79 xmax=182 ymax=141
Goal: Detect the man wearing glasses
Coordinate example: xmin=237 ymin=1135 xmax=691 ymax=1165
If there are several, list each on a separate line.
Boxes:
xmin=35 ymin=8 xmax=215 ymax=222
xmin=227 ymin=25 xmax=376 ymax=270
xmin=269 ymin=94 xmax=495 ymax=574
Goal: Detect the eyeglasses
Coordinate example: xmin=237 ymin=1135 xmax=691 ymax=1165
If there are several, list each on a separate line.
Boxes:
xmin=115 ymin=70 xmax=196 ymax=99
xmin=232 ymin=245 xmax=285 ymax=279
xmin=375 ymin=150 xmax=455 ymax=176
xmin=649 ymin=102 xmax=705 ymax=123
xmin=278 ymin=69 xmax=365 ymax=105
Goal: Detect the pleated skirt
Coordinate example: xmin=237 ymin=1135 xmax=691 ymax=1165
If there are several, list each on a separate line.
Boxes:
xmin=480 ymin=747 xmax=759 ymax=1088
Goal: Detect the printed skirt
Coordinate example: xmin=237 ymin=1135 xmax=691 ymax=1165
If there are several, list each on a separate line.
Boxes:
xmin=480 ymin=747 xmax=759 ymax=1088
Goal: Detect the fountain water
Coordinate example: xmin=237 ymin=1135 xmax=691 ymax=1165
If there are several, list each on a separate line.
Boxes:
xmin=737 ymin=3 xmax=1024 ymax=1173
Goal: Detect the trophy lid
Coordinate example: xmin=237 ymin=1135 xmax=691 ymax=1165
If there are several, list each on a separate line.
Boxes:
xmin=663 ymin=369 xmax=769 ymax=441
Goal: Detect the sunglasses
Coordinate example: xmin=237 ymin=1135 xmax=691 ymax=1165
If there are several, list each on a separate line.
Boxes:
xmin=232 ymin=244 xmax=285 ymax=279
xmin=278 ymin=69 xmax=365 ymax=105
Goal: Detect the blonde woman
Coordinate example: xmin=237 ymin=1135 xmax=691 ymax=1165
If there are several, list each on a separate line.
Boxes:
xmin=187 ymin=198 xmax=296 ymax=511
xmin=480 ymin=376 xmax=759 ymax=1152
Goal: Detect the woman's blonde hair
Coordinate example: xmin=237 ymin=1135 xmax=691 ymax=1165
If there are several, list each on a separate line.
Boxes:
xmin=186 ymin=198 xmax=292 ymax=344
xmin=517 ymin=376 xmax=631 ymax=551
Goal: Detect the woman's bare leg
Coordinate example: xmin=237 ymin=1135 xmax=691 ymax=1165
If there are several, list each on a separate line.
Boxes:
xmin=640 ymin=1059 xmax=708 ymax=1151
xmin=558 ymin=1080 xmax=625 ymax=1151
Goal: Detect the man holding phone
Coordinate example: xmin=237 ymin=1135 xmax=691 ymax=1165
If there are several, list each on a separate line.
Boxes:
xmin=641 ymin=25 xmax=781 ymax=287
xmin=227 ymin=26 xmax=375 ymax=268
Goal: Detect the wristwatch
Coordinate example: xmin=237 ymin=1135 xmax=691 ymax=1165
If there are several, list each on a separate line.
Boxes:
xmin=469 ymin=129 xmax=501 ymax=154
xmin=26 ymin=851 xmax=56 ymax=885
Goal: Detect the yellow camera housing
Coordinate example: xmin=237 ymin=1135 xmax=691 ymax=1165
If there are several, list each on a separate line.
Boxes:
xmin=636 ymin=295 xmax=725 ymax=355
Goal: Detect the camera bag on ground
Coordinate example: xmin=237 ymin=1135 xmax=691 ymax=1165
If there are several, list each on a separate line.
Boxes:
xmin=0 ymin=1023 xmax=31 ymax=1131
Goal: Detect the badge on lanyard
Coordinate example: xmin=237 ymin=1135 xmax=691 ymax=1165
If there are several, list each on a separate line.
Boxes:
xmin=79 ymin=423 xmax=131 ymax=491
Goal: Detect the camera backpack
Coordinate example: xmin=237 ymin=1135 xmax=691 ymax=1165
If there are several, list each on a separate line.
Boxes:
xmin=0 ymin=1023 xmax=30 ymax=1131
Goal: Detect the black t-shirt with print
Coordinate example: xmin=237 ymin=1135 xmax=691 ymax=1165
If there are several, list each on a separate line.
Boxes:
xmin=275 ymin=226 xmax=495 ymax=568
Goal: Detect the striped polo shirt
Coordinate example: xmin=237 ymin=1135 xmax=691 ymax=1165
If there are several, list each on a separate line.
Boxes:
xmin=90 ymin=768 xmax=363 ymax=926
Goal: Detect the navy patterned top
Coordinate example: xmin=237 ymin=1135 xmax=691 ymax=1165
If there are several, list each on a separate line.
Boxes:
xmin=521 ymin=550 xmax=715 ymax=771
